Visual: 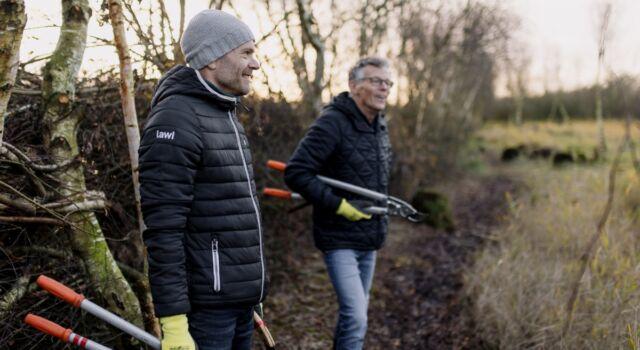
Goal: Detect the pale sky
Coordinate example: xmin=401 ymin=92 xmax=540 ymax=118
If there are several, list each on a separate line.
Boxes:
xmin=505 ymin=0 xmax=640 ymax=93
xmin=20 ymin=0 xmax=640 ymax=98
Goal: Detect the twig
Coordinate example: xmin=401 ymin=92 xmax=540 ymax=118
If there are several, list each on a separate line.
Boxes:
xmin=55 ymin=199 xmax=109 ymax=214
xmin=562 ymin=134 xmax=629 ymax=336
xmin=12 ymin=245 xmax=71 ymax=260
xmin=11 ymin=88 xmax=40 ymax=96
xmin=0 ymin=192 xmax=35 ymax=213
xmin=0 ymin=179 xmax=72 ymax=225
xmin=3 ymin=104 xmax=35 ymax=118
xmin=0 ymin=216 xmax=66 ymax=225
xmin=255 ymin=11 xmax=292 ymax=46
xmin=1 ymin=142 xmax=76 ymax=172
xmin=0 ymin=151 xmax=49 ymax=197
xmin=9 ymin=85 xmax=118 ymax=97
xmin=19 ymin=54 xmax=53 ymax=68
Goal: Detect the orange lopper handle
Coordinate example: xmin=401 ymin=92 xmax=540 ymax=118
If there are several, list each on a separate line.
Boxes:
xmin=263 ymin=188 xmax=293 ymax=200
xmin=266 ymin=160 xmax=287 ymax=172
xmin=25 ymin=314 xmax=72 ymax=342
xmin=37 ymin=275 xmax=85 ymax=308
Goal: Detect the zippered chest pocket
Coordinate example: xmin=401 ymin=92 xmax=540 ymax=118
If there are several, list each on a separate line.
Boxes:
xmin=211 ymin=239 xmax=221 ymax=292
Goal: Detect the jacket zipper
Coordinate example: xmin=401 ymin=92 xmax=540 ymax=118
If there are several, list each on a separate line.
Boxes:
xmin=211 ymin=239 xmax=221 ymax=292
xmin=227 ymin=110 xmax=265 ymax=302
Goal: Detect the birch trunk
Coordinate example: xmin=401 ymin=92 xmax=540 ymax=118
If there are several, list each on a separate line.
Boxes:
xmin=107 ymin=0 xmax=160 ymax=337
xmin=41 ymin=0 xmax=143 ymax=333
xmin=595 ymin=2 xmax=611 ymax=155
xmin=0 ymin=0 xmax=27 ymax=145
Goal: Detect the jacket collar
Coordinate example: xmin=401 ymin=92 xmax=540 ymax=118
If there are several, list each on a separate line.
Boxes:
xmin=328 ymin=92 xmax=385 ymax=134
xmin=151 ymin=65 xmax=239 ymax=111
xmin=193 ymin=68 xmax=239 ymax=105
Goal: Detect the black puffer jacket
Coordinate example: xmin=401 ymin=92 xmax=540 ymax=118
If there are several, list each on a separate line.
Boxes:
xmin=139 ymin=65 xmax=266 ymax=317
xmin=284 ymin=92 xmax=392 ymax=251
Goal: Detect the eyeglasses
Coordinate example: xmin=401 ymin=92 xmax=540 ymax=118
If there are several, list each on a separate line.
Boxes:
xmin=358 ymin=76 xmax=394 ymax=88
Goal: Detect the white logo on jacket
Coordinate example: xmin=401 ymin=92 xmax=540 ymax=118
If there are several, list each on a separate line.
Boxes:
xmin=156 ymin=130 xmax=175 ymax=140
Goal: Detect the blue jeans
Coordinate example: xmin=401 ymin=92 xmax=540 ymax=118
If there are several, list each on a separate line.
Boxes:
xmin=187 ymin=306 xmax=253 ymax=350
xmin=324 ymin=249 xmax=377 ymax=350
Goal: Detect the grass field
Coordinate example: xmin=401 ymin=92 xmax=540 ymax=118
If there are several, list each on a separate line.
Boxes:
xmin=478 ymin=120 xmax=629 ymax=152
xmin=465 ymin=120 xmax=640 ymax=349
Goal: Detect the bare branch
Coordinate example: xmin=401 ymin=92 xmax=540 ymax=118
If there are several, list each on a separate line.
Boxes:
xmin=563 ymin=134 xmax=628 ymax=336
xmin=1 ymin=142 xmax=76 ymax=172
xmin=209 ymin=0 xmax=225 ymax=10
xmin=0 ymin=192 xmax=35 ymax=213
xmin=0 ymin=216 xmax=66 ymax=225
xmin=3 ymin=104 xmax=34 ymax=118
xmin=122 ymin=0 xmax=169 ymax=71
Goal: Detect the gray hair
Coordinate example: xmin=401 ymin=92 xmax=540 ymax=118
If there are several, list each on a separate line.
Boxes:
xmin=348 ymin=57 xmax=389 ymax=82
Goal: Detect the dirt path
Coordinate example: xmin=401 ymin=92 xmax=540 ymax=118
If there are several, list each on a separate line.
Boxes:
xmin=260 ymin=172 xmax=518 ymax=350
xmin=365 ymin=173 xmax=517 ymax=349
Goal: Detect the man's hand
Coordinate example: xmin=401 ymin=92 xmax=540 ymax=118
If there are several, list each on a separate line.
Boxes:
xmin=160 ymin=314 xmax=196 ymax=350
xmin=336 ymin=198 xmax=372 ymax=221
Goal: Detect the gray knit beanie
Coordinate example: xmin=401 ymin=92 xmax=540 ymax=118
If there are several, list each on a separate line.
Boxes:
xmin=180 ymin=10 xmax=255 ymax=70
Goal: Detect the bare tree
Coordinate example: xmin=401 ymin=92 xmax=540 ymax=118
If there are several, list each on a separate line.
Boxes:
xmin=594 ymin=1 xmax=612 ymax=154
xmin=41 ymin=0 xmax=143 ymax=332
xmin=107 ymin=0 xmax=159 ymax=337
xmin=265 ymin=0 xmax=347 ymax=116
xmin=504 ymin=43 xmax=530 ymax=125
xmin=393 ymin=0 xmax=512 ymax=195
xmin=357 ymin=0 xmax=396 ymax=56
xmin=0 ymin=0 xmax=27 ymax=145
xmin=542 ymin=50 xmax=571 ymax=124
xmin=121 ymin=0 xmax=185 ymax=73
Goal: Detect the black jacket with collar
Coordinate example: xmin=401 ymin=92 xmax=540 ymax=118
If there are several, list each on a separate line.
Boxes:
xmin=139 ymin=65 xmax=267 ymax=317
xmin=284 ymin=92 xmax=393 ymax=251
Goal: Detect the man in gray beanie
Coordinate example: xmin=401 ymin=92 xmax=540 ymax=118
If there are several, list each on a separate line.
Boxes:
xmin=139 ymin=9 xmax=266 ymax=350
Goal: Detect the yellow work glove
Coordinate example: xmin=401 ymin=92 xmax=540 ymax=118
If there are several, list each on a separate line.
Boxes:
xmin=336 ymin=198 xmax=372 ymax=221
xmin=159 ymin=314 xmax=196 ymax=350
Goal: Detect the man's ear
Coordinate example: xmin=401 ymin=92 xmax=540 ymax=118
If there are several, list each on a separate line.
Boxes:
xmin=348 ymin=80 xmax=357 ymax=93
xmin=204 ymin=61 xmax=217 ymax=71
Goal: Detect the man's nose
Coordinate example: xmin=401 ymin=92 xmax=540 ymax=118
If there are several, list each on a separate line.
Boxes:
xmin=249 ymin=57 xmax=260 ymax=70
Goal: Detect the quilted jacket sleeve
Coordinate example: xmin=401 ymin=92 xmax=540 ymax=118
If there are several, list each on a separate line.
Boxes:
xmin=138 ymin=98 xmax=203 ymax=317
xmin=284 ymin=113 xmax=343 ymax=212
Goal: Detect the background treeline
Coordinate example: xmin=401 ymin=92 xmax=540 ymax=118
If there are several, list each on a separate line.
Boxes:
xmin=489 ymin=74 xmax=640 ymax=122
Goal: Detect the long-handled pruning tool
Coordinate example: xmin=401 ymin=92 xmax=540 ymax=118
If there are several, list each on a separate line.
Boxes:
xmin=263 ymin=160 xmax=425 ymax=223
xmin=24 ymin=313 xmax=112 ymax=350
xmin=25 ymin=275 xmax=276 ymax=349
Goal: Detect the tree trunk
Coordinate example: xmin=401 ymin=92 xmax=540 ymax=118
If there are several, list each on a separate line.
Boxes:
xmin=0 ymin=0 xmax=27 ymax=145
xmin=107 ymin=0 xmax=144 ymax=248
xmin=107 ymin=0 xmax=160 ymax=338
xmin=41 ymin=0 xmax=143 ymax=336
xmin=173 ymin=0 xmax=186 ymax=65
xmin=514 ymin=94 xmax=523 ymax=125
xmin=595 ymin=79 xmax=607 ymax=153
xmin=595 ymin=2 xmax=611 ymax=155
xmin=559 ymin=100 xmax=570 ymax=124
xmin=296 ymin=0 xmax=325 ymax=116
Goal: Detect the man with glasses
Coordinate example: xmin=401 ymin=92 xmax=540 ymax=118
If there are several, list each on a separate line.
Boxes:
xmin=284 ymin=57 xmax=393 ymax=350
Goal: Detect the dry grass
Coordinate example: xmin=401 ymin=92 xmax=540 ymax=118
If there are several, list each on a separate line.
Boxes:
xmin=478 ymin=120 xmax=628 ymax=152
xmin=466 ymin=121 xmax=640 ymax=349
